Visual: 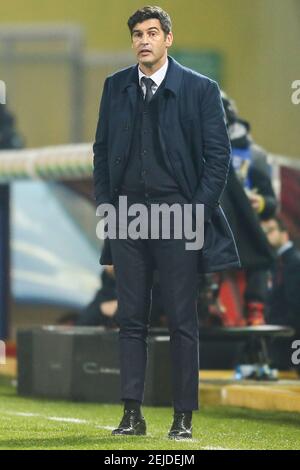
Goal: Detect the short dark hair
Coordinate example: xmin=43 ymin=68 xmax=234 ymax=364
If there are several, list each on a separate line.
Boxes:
xmin=272 ymin=216 xmax=288 ymax=233
xmin=127 ymin=5 xmax=172 ymax=36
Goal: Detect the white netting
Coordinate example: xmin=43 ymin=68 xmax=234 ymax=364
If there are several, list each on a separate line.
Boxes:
xmin=0 ymin=143 xmax=93 ymax=182
xmin=0 ymin=144 xmax=299 ymax=195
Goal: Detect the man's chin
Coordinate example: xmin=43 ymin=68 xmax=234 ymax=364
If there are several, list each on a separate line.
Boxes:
xmin=139 ymin=58 xmax=154 ymax=67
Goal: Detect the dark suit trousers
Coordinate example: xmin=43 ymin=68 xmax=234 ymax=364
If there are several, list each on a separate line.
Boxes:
xmin=109 ymin=191 xmax=200 ymax=411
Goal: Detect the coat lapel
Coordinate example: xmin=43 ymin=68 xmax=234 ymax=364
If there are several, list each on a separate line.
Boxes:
xmin=122 ymin=63 xmax=139 ymax=110
xmin=126 ymin=82 xmax=138 ymax=111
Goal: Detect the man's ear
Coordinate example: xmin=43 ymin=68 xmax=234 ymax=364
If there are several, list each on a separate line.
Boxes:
xmin=166 ymin=31 xmax=173 ymax=48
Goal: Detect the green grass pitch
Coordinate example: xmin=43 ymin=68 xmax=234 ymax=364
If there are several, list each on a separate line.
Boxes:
xmin=0 ymin=377 xmax=300 ymax=450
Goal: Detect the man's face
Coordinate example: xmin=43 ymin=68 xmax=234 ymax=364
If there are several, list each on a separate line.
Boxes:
xmin=131 ymin=19 xmax=173 ymax=68
xmin=261 ymin=220 xmax=287 ymax=249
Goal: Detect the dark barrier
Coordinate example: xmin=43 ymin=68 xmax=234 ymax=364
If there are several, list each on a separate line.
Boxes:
xmin=17 ymin=326 xmax=172 ymax=406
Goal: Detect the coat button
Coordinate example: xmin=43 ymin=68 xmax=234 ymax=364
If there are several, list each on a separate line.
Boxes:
xmin=115 ymin=157 xmax=121 ymax=164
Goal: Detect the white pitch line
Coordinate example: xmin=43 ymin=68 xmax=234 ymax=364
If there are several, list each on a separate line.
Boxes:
xmin=95 ymin=425 xmax=115 ymax=431
xmin=48 ymin=417 xmax=88 ymax=424
xmin=7 ymin=412 xmax=41 ymax=418
xmin=5 ymin=411 xmax=113 ymax=431
xmin=4 ymin=412 xmax=232 ymax=446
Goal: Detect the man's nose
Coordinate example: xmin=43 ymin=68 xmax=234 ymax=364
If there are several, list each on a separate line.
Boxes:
xmin=140 ymin=32 xmax=150 ymax=42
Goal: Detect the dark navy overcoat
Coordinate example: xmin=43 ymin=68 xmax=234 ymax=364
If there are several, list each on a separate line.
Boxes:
xmin=93 ymin=55 xmax=240 ymax=272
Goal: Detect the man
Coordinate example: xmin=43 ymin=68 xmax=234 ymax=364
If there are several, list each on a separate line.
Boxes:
xmin=76 ymin=266 xmax=119 ymax=328
xmin=220 ymin=92 xmax=277 ymax=325
xmin=261 ymin=217 xmax=300 ymax=329
xmin=93 ymin=6 xmax=239 ymax=439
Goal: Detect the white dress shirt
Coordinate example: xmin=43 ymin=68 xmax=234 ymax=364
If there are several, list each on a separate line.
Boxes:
xmin=138 ymin=57 xmax=169 ymax=98
xmin=278 ymin=240 xmax=294 ymax=257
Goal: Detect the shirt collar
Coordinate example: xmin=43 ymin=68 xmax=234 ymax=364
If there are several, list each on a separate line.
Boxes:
xmin=278 ymin=241 xmax=293 ymax=257
xmin=138 ymin=57 xmax=169 ymax=88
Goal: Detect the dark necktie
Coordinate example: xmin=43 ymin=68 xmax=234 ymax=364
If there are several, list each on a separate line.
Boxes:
xmin=141 ymin=76 xmax=154 ymax=103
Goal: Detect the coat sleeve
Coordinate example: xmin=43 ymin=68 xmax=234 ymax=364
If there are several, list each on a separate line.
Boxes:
xmin=191 ymin=80 xmax=231 ymax=221
xmin=248 ymin=150 xmax=278 ymax=219
xmin=93 ymin=77 xmax=111 ymax=207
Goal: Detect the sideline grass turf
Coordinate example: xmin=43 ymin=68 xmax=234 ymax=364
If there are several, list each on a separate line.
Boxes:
xmin=0 ymin=377 xmax=300 ymax=450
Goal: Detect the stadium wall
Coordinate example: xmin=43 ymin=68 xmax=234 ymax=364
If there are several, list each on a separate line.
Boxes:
xmin=0 ymin=0 xmax=299 ymax=157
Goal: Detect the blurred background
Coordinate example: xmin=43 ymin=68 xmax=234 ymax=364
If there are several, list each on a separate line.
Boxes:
xmin=0 ymin=0 xmax=299 ymax=153
xmin=0 ymin=0 xmax=299 ymax=346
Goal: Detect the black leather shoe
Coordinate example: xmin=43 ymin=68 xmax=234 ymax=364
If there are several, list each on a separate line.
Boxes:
xmin=112 ymin=409 xmax=146 ymax=436
xmin=168 ymin=412 xmax=192 ymax=440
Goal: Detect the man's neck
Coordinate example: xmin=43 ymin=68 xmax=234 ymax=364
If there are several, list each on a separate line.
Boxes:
xmin=138 ymin=55 xmax=168 ymax=76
